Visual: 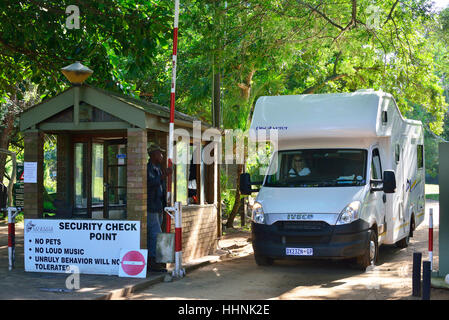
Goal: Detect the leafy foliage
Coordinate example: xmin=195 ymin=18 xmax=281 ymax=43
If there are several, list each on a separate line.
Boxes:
xmin=0 ymin=0 xmax=173 ymax=98
xmin=1 ymin=0 xmax=449 ymax=220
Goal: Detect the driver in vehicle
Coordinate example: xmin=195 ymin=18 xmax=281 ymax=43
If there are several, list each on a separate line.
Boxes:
xmin=288 ymin=155 xmax=311 ymax=177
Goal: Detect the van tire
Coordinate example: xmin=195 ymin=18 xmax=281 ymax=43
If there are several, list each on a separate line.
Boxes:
xmin=355 ymin=229 xmax=378 ymax=271
xmin=395 ymin=234 xmax=410 ymax=248
xmin=254 ymin=254 xmax=274 ymax=266
xmin=409 ymin=215 xmax=415 ymax=238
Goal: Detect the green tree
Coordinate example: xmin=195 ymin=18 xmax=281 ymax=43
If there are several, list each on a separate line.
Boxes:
xmin=1 ymin=0 xmax=448 ymax=227
xmin=212 ymin=0 xmax=448 ymax=227
xmin=0 ymin=0 xmax=173 ymax=182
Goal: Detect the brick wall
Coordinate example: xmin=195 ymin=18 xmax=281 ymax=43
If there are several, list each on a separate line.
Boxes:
xmin=23 ymin=131 xmax=44 ymax=219
xmin=127 ymin=128 xmax=148 ymax=249
xmin=56 ymin=133 xmax=71 ymax=207
xmin=171 ymin=204 xmax=218 ymax=262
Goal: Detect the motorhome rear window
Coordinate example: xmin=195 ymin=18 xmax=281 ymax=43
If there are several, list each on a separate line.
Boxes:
xmin=417 ymin=145 xmax=424 ymax=169
xmin=264 ymin=149 xmax=368 ymax=188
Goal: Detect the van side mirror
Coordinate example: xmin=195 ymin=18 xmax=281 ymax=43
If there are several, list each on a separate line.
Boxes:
xmin=239 ymin=173 xmax=260 ymax=195
xmin=240 ymin=173 xmax=252 ymax=195
xmin=382 ymin=170 xmax=396 ymax=193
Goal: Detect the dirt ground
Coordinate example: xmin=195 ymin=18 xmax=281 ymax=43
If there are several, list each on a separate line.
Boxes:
xmin=127 ymin=200 xmax=449 ymax=300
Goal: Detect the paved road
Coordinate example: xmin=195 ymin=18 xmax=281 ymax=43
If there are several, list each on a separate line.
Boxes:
xmin=127 ymin=200 xmax=449 ymax=300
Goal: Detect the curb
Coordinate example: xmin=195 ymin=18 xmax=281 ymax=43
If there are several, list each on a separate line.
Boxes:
xmin=96 ymin=243 xmax=252 ymax=300
xmin=98 ymin=275 xmax=166 ymax=300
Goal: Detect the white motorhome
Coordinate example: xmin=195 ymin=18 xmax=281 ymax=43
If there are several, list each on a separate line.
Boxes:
xmin=240 ymin=89 xmax=425 ymax=270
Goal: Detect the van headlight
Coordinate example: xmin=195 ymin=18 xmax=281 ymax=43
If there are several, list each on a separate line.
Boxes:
xmin=336 ymin=201 xmax=361 ymax=225
xmin=251 ymin=202 xmax=265 ymax=224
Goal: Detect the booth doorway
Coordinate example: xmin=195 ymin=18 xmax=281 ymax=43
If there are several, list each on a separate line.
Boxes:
xmin=73 ymin=137 xmax=127 ymax=219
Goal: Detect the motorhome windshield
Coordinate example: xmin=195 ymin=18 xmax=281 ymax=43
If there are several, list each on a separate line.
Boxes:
xmin=264 ymin=149 xmax=367 ymax=188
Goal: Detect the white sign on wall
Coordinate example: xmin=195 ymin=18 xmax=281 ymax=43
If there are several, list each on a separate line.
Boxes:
xmin=24 ymin=219 xmax=140 ymax=275
xmin=23 ymin=162 xmax=37 ymax=183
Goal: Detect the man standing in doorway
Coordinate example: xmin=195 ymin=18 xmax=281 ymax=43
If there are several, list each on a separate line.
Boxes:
xmin=147 ymin=145 xmax=171 ymax=272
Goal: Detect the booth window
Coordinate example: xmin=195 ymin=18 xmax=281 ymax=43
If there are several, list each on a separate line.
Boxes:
xmin=382 ymin=111 xmax=388 ymax=124
xmin=177 ymin=143 xmax=202 ymax=205
xmin=395 ymin=144 xmax=400 ymax=164
xmin=91 ymin=143 xmax=104 ymax=207
xmin=74 ymin=142 xmax=87 ymax=213
xmin=187 ymin=144 xmax=201 ymax=205
xmin=175 ymin=140 xmax=188 ymax=205
xmin=174 ymin=140 xmax=215 ymax=206
xmin=417 ymin=145 xmax=424 ymax=169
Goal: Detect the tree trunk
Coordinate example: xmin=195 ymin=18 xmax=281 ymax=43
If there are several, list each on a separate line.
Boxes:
xmin=0 ymin=112 xmax=15 ymax=183
xmin=225 ymin=68 xmax=257 ymax=228
xmin=226 ymin=163 xmax=244 ymax=228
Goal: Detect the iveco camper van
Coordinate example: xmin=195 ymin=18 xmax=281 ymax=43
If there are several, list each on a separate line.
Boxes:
xmin=240 ymin=90 xmax=425 ymax=270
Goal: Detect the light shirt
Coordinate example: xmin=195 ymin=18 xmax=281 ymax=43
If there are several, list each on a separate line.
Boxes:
xmin=289 ymin=167 xmax=311 ymax=177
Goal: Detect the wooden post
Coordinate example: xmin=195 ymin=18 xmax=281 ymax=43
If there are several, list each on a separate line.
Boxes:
xmin=23 ymin=130 xmax=44 ymax=219
xmin=240 ymin=197 xmax=246 ymax=227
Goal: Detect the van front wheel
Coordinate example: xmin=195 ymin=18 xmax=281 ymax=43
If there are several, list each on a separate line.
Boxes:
xmin=254 ymin=254 xmax=274 ymax=266
xmin=355 ymin=229 xmax=378 ymax=271
xmin=395 ymin=234 xmax=410 ymax=248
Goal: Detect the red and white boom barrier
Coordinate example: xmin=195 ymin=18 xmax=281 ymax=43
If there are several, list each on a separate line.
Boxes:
xmin=7 ymin=207 xmax=19 ymax=271
xmin=166 ymin=0 xmax=180 ymax=233
xmin=164 ymin=201 xmax=185 ymax=278
xmin=429 ymin=208 xmax=434 ymax=271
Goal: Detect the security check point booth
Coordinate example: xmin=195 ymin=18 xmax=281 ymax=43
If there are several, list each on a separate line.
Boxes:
xmin=19 ymin=66 xmax=221 ymax=265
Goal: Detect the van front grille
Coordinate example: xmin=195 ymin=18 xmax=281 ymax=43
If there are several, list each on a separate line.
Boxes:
xmin=279 ymin=221 xmax=329 ymax=232
xmin=284 ymin=235 xmax=331 ymax=244
xmin=277 ymin=221 xmax=332 ymax=244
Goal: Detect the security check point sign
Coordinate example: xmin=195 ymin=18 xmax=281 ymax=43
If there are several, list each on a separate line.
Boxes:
xmin=24 ymin=219 xmax=140 ymax=275
xmin=119 ymin=249 xmax=148 ymax=278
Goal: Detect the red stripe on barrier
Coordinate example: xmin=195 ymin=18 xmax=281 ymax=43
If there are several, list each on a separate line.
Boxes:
xmin=175 ymin=227 xmax=182 ymax=252
xmin=172 ymin=28 xmax=178 ymax=55
xmin=167 ymin=158 xmax=173 ymax=193
xmin=170 ymin=93 xmax=176 ymax=122
xmin=166 ymin=216 xmax=171 ymax=233
xmin=8 ymin=223 xmax=14 ymax=247
xmin=429 ymin=227 xmax=433 ymax=252
xmin=165 ymin=212 xmax=172 ymax=233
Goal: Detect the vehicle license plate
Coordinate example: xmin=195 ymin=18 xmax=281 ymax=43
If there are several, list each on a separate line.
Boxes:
xmin=286 ymin=248 xmax=313 ymax=256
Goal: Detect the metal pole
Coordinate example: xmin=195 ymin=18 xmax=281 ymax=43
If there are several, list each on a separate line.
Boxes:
xmin=1 ymin=149 xmax=18 ymax=271
xmin=164 ymin=202 xmax=185 ymax=278
xmin=166 ymin=0 xmax=180 ymax=233
xmin=7 ymin=207 xmax=18 ymax=271
xmin=412 ymin=252 xmax=422 ymax=297
xmin=429 ymin=208 xmax=434 ymax=271
xmin=173 ymin=201 xmax=185 ymax=278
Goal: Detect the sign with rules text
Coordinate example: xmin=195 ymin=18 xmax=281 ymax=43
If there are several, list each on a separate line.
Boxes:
xmin=24 ymin=219 xmax=140 ymax=275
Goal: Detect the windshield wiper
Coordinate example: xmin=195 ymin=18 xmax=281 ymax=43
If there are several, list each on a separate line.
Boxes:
xmin=334 ymin=178 xmax=363 ymax=186
xmin=292 ymin=180 xmax=336 ymax=187
xmin=265 ymin=179 xmax=363 ymax=187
